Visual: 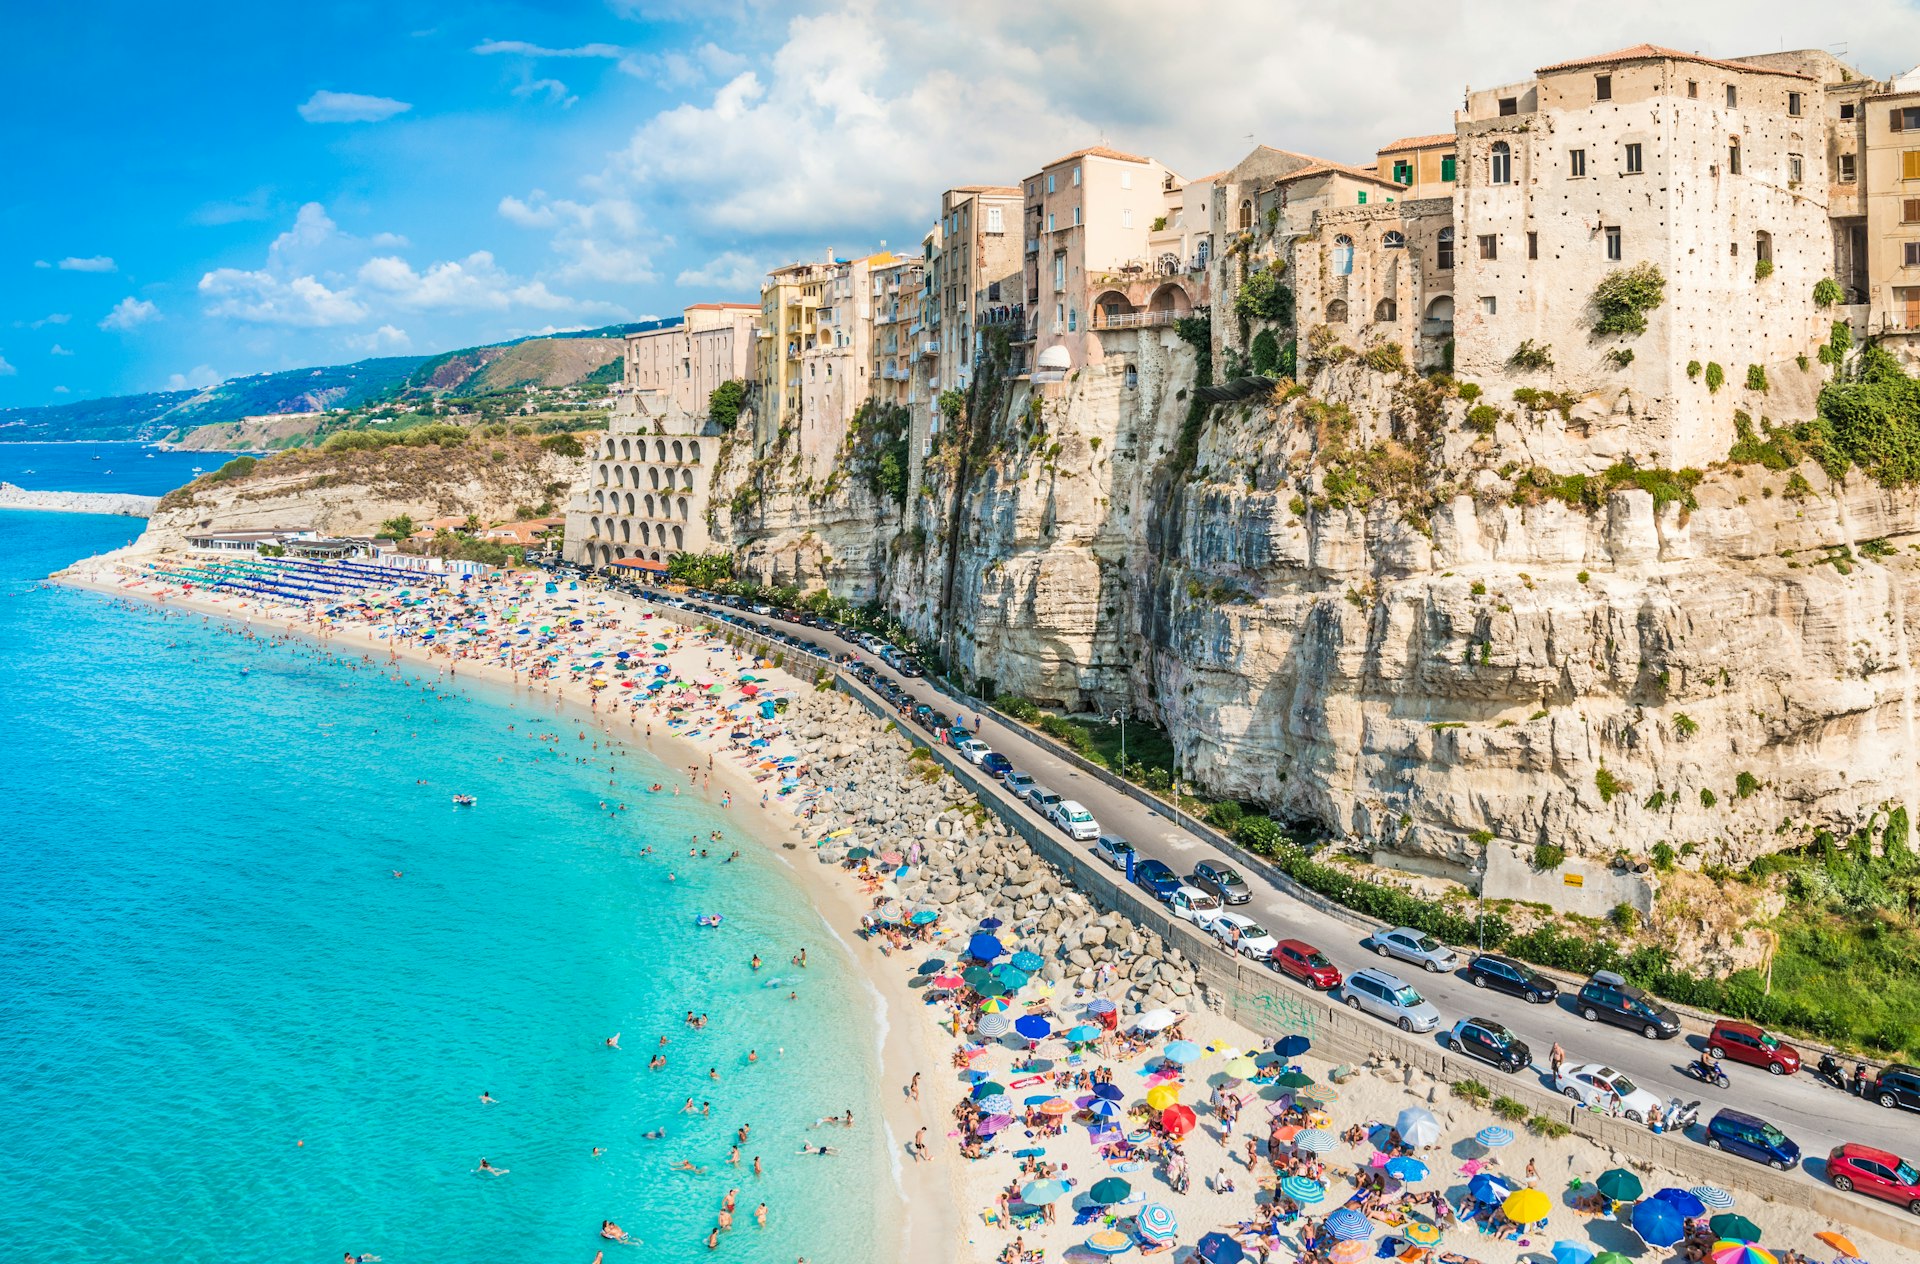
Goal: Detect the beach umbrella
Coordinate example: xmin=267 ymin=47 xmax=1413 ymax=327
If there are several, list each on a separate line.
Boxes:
xmin=1385 ymin=1156 xmax=1429 ymax=1183
xmin=968 ymin=933 xmax=1005 ymax=961
xmin=1010 ymin=950 xmax=1045 ymax=972
xmin=1274 ymin=1033 xmax=1311 ymax=1058
xmin=1710 ymin=1215 xmax=1763 ymax=1243
xmin=978 ymin=997 xmax=1010 ymax=1013
xmin=1475 ymin=1125 xmax=1515 ymax=1148
xmin=1281 ymin=1175 xmax=1326 ymax=1203
xmin=1222 ymin=1056 xmax=1260 ymax=1078
xmin=977 ymin=1114 xmax=1013 ymax=1136
xmin=1161 ymin=1040 xmax=1203 ymax=1065
xmin=976 ymin=1014 xmax=1012 ymax=1038
xmin=1504 ymin=1188 xmax=1553 ymax=1225
xmin=1038 ymin=1098 xmax=1074 ymax=1117
xmin=1655 ymin=1188 xmax=1707 ymax=1220
xmin=1590 ymin=1254 xmax=1632 ymax=1264
xmin=1329 ymin=1240 xmax=1370 ymax=1264
xmin=1089 ymin=1176 xmax=1132 ymax=1205
xmin=1091 ymin=1080 xmax=1124 ymax=1101
xmin=974 ymin=981 xmax=1010 ymax=1000
xmin=1395 ymin=1107 xmax=1440 ymax=1148
xmin=1022 ymin=1178 xmax=1069 ymax=1205
xmin=1137 ymin=1203 xmax=1177 ymax=1243
xmin=993 ymin=967 xmax=1031 ymax=991
xmin=1467 ymin=1174 xmax=1513 ymax=1204
xmin=1325 ymin=1208 xmax=1374 ymax=1240
xmin=1405 ymin=1222 xmax=1443 ymax=1247
xmin=1691 ymin=1186 xmax=1736 ymax=1211
xmin=846 ymin=846 xmax=871 ymax=861
xmin=1160 ymin=1104 xmax=1198 ymax=1137
xmin=978 ymin=1093 xmax=1014 ymax=1116
xmin=911 ymin=909 xmax=940 ymax=925
xmin=1595 ymin=1169 xmax=1643 ymax=1202
xmin=1710 ymin=1244 xmax=1777 ymax=1264
xmin=978 ymin=917 xmax=1004 ymax=930
xmin=1551 ymin=1241 xmax=1596 ymax=1264
xmin=1632 ymin=1197 xmax=1685 ymax=1247
xmin=961 ymin=966 xmax=994 ymax=988
xmin=1145 ymin=1084 xmax=1181 ymax=1112
xmin=1298 ymin=1087 xmax=1338 ymax=1108
xmin=1272 ymin=1069 xmax=1315 ymax=1089
xmin=969 ymin=1080 xmax=1006 ymax=1099
xmin=1023 ymin=1094 xmax=1056 ymax=1107
xmin=1087 ymin=1099 xmax=1123 ymax=1119
xmin=931 ymin=974 xmax=964 ymax=990
xmin=1294 ymin=1128 xmax=1338 ymax=1154
xmin=1813 ymin=1233 xmax=1858 ymax=1258
xmin=651 ymin=642 xmax=669 ymax=651
xmin=1134 ymin=1009 xmax=1179 ymax=1033
xmin=1085 ymin=998 xmax=1117 ymax=1015
xmin=1014 ymin=1015 xmax=1052 ymax=1041
xmin=879 ymin=851 xmax=904 ymax=867
xmin=1084 ymin=1228 xmax=1133 ymax=1255
xmin=1195 ymin=1233 xmax=1245 ymax=1264
xmin=1067 ymin=1024 xmax=1101 ymax=1044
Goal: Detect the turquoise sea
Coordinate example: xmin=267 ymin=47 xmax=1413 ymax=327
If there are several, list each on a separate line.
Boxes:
xmin=0 ymin=510 xmax=888 ymax=1263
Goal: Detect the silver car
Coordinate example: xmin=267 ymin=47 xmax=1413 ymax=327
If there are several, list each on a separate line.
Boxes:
xmin=1369 ymin=926 xmax=1459 ymax=973
xmin=1341 ymin=967 xmax=1443 ymax=1033
xmin=1190 ymin=860 xmax=1251 ymax=905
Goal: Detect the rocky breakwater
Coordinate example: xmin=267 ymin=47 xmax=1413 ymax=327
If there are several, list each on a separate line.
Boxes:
xmin=0 ymin=483 xmax=160 ymax=516
xmin=788 ymin=689 xmax=1205 ymax=1012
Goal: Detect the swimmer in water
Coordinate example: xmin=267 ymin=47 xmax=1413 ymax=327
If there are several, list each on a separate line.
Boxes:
xmin=798 ymin=1144 xmax=838 ymax=1156
xmin=479 ymin=1091 xmax=496 ymax=1104
xmin=606 ymin=1033 xmax=621 ymax=1049
xmin=670 ymin=1159 xmax=706 ymax=1174
xmin=474 ymin=1158 xmax=508 ymax=1175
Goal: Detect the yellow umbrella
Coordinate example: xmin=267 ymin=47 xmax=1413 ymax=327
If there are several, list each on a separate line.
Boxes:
xmin=1224 ymin=1056 xmax=1260 ymax=1078
xmin=1503 ymin=1188 xmax=1552 ymax=1224
xmin=1146 ymin=1084 xmax=1181 ymax=1111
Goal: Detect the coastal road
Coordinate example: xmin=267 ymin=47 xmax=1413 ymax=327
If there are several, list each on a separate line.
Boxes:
xmin=631 ymin=588 xmax=1920 ymax=1192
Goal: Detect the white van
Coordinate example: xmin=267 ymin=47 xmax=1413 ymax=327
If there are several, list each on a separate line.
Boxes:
xmin=1050 ymin=799 xmax=1099 ymax=841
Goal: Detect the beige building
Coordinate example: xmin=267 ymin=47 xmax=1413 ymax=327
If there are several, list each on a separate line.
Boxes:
xmin=1858 ymin=66 xmax=1920 ymax=337
xmin=755 ymin=259 xmax=832 ymax=444
xmin=869 ymin=255 xmax=924 ymax=414
xmin=621 ymin=302 xmax=756 ymax=424
xmin=928 ymin=186 xmax=1023 ymax=399
xmin=797 ymin=251 xmax=893 ymax=477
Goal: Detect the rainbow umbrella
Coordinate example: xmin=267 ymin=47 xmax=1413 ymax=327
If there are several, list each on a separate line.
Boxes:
xmin=1137 ymin=1203 xmax=1177 ymax=1243
xmin=979 ymin=997 xmax=1010 ymax=1013
xmin=1709 ymin=1243 xmax=1776 ymax=1264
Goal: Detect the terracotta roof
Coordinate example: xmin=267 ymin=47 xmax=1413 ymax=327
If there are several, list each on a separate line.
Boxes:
xmin=610 ymin=557 xmax=670 ymax=572
xmin=949 ymin=185 xmax=1022 ymax=195
xmin=1535 ymin=43 xmax=1812 ymax=80
xmin=1189 ymin=170 xmax=1227 ymax=184
xmin=1275 ymin=162 xmax=1403 ymax=188
xmin=1377 ymin=134 xmax=1456 ymax=155
xmin=684 ymin=302 xmax=759 ymax=310
xmin=1040 ymin=144 xmax=1152 ymax=168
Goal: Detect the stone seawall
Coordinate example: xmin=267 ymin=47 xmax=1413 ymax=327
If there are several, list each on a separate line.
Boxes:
xmin=0 ymin=484 xmax=159 ymax=516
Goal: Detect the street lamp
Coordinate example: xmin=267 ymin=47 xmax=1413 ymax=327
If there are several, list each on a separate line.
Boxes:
xmin=1109 ymin=707 xmax=1129 ymax=771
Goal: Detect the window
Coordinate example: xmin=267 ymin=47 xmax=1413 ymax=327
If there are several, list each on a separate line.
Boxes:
xmin=1124 ymin=364 xmax=1137 ymax=388
xmin=987 ymin=281 xmax=1001 ymax=301
xmin=1789 ymin=91 xmax=1803 ymax=116
xmin=1905 ymin=199 xmax=1920 ymax=223
xmin=1326 ymin=299 xmax=1349 ymax=323
xmin=1383 ymin=230 xmax=1406 ymax=249
xmin=1073 ymin=206 xmax=1082 ymax=226
xmin=1481 ymin=295 xmax=1498 ymax=315
xmin=1046 ymin=173 xmax=1055 ymax=193
xmin=1840 ymin=154 xmax=1857 ymax=182
xmin=1789 ymin=153 xmax=1803 ymax=184
xmin=1375 ymin=298 xmax=1398 ymax=323
xmin=986 ymin=206 xmax=1003 ymax=233
xmin=1687 ymin=79 xmax=1699 ymax=99
xmin=1072 ymin=166 xmax=1081 ymax=186
xmin=1894 ymin=107 xmax=1920 ymax=131
xmin=1393 ymin=159 xmax=1413 ymax=185
xmin=1527 ymin=231 xmax=1539 ymax=259
xmin=1357 ymin=190 xmax=1368 ymax=205
xmin=1026 ymin=181 xmax=1036 ymax=198
xmin=1605 ymin=226 xmax=1622 ymax=261
xmin=1333 ymin=234 xmax=1354 ymax=276
xmin=1906 ymin=150 xmax=1920 ymax=180
xmin=1906 ymin=243 xmax=1920 ymax=267
xmin=1436 ymin=228 xmax=1454 ymax=270
xmin=1498 ymin=96 xmax=1517 ymax=116
xmin=1120 ymin=171 xmax=1132 ymax=189
xmin=1728 ymin=139 xmax=1742 ymax=175
xmin=1121 ymin=208 xmax=1132 ymax=229
xmin=1596 ymin=75 xmax=1612 ymax=101
xmin=1569 ymin=148 xmax=1587 ymax=177
xmin=1441 ymin=154 xmax=1457 ymax=182
xmin=1068 ymin=307 xmax=1077 ymax=331
xmin=1052 ymin=253 xmax=1065 ymax=290
xmin=1478 ymin=234 xmax=1498 ymax=260
xmin=1239 ymin=199 xmax=1253 ymax=230
xmin=1840 ymin=103 xmax=1855 ymax=120
xmin=1047 ymin=212 xmax=1055 ymax=232
xmin=1490 ymin=142 xmax=1512 ymax=185
xmin=1625 ymin=143 xmax=1643 ymax=174
xmin=1726 ymin=84 xmax=1738 ymax=108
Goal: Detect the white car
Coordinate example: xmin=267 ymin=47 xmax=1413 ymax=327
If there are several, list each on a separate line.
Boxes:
xmin=1210 ymin=912 xmax=1278 ymax=959
xmin=1049 ymin=799 xmax=1099 ymax=841
xmin=1554 ymin=1062 xmax=1664 ymax=1124
xmin=1167 ymin=885 xmax=1224 ymax=930
xmin=956 ymin=738 xmax=991 ymax=764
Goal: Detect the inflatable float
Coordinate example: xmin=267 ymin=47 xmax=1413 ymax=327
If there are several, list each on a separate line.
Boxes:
xmin=696 ymin=913 xmax=724 ymax=928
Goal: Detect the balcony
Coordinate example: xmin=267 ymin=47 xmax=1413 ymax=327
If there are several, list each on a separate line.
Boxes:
xmin=979 ymin=304 xmax=1025 ymax=328
xmin=919 ymin=339 xmax=940 ymax=357
xmin=1091 ymin=310 xmax=1178 ymax=331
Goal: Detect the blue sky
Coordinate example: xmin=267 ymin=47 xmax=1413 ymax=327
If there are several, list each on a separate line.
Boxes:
xmin=7 ymin=0 xmax=1918 ymax=408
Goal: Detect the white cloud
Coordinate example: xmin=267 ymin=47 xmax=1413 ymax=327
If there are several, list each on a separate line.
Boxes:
xmin=58 ymin=256 xmax=117 ymax=273
xmin=198 ymin=269 xmax=367 ymax=327
xmin=0 ymin=355 xmax=15 ymax=376
xmin=33 ymin=260 xmax=50 ymax=269
xmin=346 ymin=324 xmax=413 ymax=352
xmin=297 ymin=90 xmax=412 ymax=123
xmin=495 ymin=192 xmax=657 ymax=284
xmin=31 ymin=314 xmax=70 ymax=329
xmin=53 ymin=385 xmax=69 ymax=394
xmin=165 ymin=365 xmax=222 ymax=391
xmin=50 ymin=343 xmax=74 ymax=356
xmin=498 ymin=194 xmax=559 ymax=228
xmin=675 ymin=251 xmax=765 ymax=291
xmin=474 ymin=39 xmax=624 ymax=58
xmin=357 ymin=251 xmax=626 ymax=315
xmin=100 ymin=297 xmax=159 ymax=331
xmin=513 ymin=77 xmax=578 ymax=107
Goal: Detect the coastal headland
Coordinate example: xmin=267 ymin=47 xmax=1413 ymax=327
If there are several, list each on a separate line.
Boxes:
xmin=1 ymin=483 xmax=159 ymax=516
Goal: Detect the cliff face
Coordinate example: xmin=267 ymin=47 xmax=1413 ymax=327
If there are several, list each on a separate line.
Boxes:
xmin=714 ymin=333 xmax=1920 ymax=868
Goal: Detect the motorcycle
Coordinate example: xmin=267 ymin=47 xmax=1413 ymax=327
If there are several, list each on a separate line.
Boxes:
xmin=1683 ymin=1058 xmax=1730 ymax=1089
xmin=1656 ymin=1097 xmax=1702 ymax=1133
xmin=1815 ymin=1053 xmax=1849 ymax=1091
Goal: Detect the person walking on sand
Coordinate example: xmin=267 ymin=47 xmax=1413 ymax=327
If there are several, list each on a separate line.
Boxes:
xmin=907 ymin=1072 xmax=920 ymax=1101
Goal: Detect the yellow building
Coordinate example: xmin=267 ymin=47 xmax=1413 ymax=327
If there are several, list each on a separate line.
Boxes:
xmin=1374 ymin=134 xmax=1459 ymax=202
xmin=755 ymin=259 xmax=832 ymax=443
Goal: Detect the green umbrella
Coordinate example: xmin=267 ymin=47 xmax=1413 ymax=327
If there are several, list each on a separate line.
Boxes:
xmin=961 ymin=967 xmax=995 ymax=989
xmin=974 ymin=980 xmax=1010 ymax=999
xmin=652 ymin=642 xmax=670 ymax=651
xmin=1708 ymin=1214 xmax=1761 ymax=1242
xmin=846 ymin=847 xmax=870 ymax=860
xmin=1594 ymin=1169 xmax=1643 ymax=1202
xmin=1089 ymin=1177 xmax=1131 ymax=1205
xmin=1273 ymin=1070 xmax=1315 ymax=1089
xmin=1591 ymin=1254 xmax=1632 ymax=1264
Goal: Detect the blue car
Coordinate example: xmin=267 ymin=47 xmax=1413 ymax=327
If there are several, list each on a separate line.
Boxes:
xmin=1133 ymin=859 xmax=1180 ymax=901
xmin=980 ymin=752 xmax=1013 ymax=779
xmin=1706 ymin=1109 xmax=1800 ymax=1170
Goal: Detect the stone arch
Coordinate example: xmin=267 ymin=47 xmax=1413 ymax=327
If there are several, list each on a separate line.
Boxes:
xmin=677 ymin=496 xmax=690 ymax=521
xmin=649 ymin=467 xmax=661 ymax=489
xmin=619 ymin=519 xmax=632 ymax=543
xmin=672 ymin=525 xmax=684 ymax=550
xmin=1092 ymin=289 xmax=1135 ymax=327
xmin=680 ymin=468 xmax=693 ymax=490
xmin=672 ymin=439 xmax=684 ymax=463
xmin=1374 ymin=298 xmax=1398 ymax=323
xmin=650 ymin=550 xmax=662 ymax=562
xmin=1326 ymin=298 xmax=1349 ymax=324
xmin=644 ymin=493 xmax=656 ymax=518
xmin=688 ymin=440 xmax=701 ymax=464
xmin=628 ymin=464 xmax=642 ymax=488
xmin=639 ymin=521 xmax=652 ymax=544
xmin=1424 ymin=294 xmax=1455 ymax=336
xmin=619 ymin=437 xmax=632 ymax=460
xmin=1147 ymin=283 xmax=1192 ymax=319
xmin=654 ymin=440 xmax=668 ymax=461
xmin=612 ymin=464 xmax=625 ymax=487
xmin=1333 ymin=234 xmax=1354 ymax=276
xmin=629 ymin=491 xmax=641 ymax=515
xmin=614 ymin=545 xmax=628 ymax=560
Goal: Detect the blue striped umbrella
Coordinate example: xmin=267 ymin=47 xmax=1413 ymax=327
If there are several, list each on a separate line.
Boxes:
xmin=1281 ymin=1175 xmax=1326 ymax=1203
xmin=1088 ymin=1099 xmax=1122 ymax=1119
xmin=1689 ymin=1185 xmax=1735 ymax=1211
xmin=1294 ymin=1128 xmax=1338 ymax=1153
xmin=1137 ymin=1203 xmax=1178 ymax=1242
xmin=1468 ymin=1173 xmax=1513 ymax=1204
xmin=1475 ymin=1125 xmax=1516 ymax=1147
xmin=1325 ymin=1208 xmax=1374 ymax=1240
xmin=977 ymin=1013 xmax=1011 ymax=1038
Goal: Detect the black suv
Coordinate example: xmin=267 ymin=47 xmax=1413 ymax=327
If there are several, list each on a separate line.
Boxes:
xmin=1466 ymin=954 xmax=1559 ymax=1004
xmin=1872 ymin=1065 xmax=1920 ymax=1112
xmin=1576 ymin=970 xmax=1680 ymax=1039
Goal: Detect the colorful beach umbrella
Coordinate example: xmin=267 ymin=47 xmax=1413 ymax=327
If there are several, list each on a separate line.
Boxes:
xmin=1503 ymin=1188 xmax=1552 ymax=1225
xmin=1405 ymin=1222 xmax=1443 ymax=1247
xmin=1294 ymin=1128 xmax=1337 ymax=1154
xmin=1087 ymin=1099 xmax=1122 ymax=1119
xmin=1384 ymin=1156 xmax=1428 ymax=1182
xmin=1709 ymin=1243 xmax=1776 ymax=1264
xmin=1468 ymin=1174 xmax=1513 ymax=1204
xmin=931 ymin=974 xmax=964 ymax=989
xmin=976 ymin=1013 xmax=1011 ymax=1038
xmin=1089 ymin=1176 xmax=1132 ymax=1205
xmin=1137 ymin=1203 xmax=1177 ymax=1243
xmin=1590 ymin=1253 xmax=1633 ymax=1264
xmin=1595 ymin=1169 xmax=1643 ymax=1202
xmin=978 ymin=1094 xmax=1013 ymax=1117
xmin=1632 ymin=1197 xmax=1685 ymax=1247
xmin=977 ymin=1113 xmax=1013 ymax=1135
xmin=1329 ymin=1240 xmax=1370 ymax=1264
xmin=1813 ymin=1233 xmax=1859 ymax=1258
xmin=1145 ymin=1084 xmax=1180 ymax=1111
xmin=1281 ymin=1176 xmax=1326 ymax=1203
xmin=1273 ymin=1033 xmax=1311 ymax=1058
xmin=1710 ymin=1215 xmax=1763 ymax=1242
xmin=1014 ymin=1015 xmax=1052 ymax=1041
xmin=978 ymin=997 xmax=1010 ymax=1013
xmin=1325 ymin=1208 xmax=1374 ymax=1240
xmin=1084 ymin=1228 xmax=1133 ymax=1255
xmin=1038 ymin=1098 xmax=1074 ymax=1117
xmin=978 ymin=917 xmax=1004 ymax=930
xmin=1691 ymin=1186 xmax=1736 ymax=1211
xmin=1475 ymin=1125 xmax=1515 ymax=1147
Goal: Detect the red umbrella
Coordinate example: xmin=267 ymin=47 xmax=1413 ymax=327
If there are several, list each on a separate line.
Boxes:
xmin=1161 ymin=1104 xmax=1198 ymax=1137
xmin=741 ymin=684 xmax=759 ymax=696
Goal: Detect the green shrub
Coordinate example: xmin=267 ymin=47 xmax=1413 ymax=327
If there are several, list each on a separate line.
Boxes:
xmin=539 ymin=432 xmax=584 ymax=457
xmin=1591 ymin=262 xmax=1667 ymax=336
xmin=1735 ymin=770 xmax=1761 ymax=799
xmin=1701 ymin=788 xmax=1718 ymax=809
xmin=1528 ymin=1114 xmax=1573 ymax=1138
xmin=1671 ymin=712 xmax=1698 ymax=736
xmin=207 ymin=455 xmax=258 ymax=482
xmin=1360 ymin=342 xmax=1408 ymax=374
xmin=1234 ymin=262 xmax=1294 ymax=326
xmin=1687 ymin=360 xmax=1702 ymax=379
xmin=1652 ymin=841 xmax=1677 ymax=871
xmin=1233 ymin=816 xmax=1286 ymax=856
xmin=1605 ymin=347 xmax=1635 ymax=367
xmin=1491 ymin=1095 xmax=1530 ymax=1121
xmin=1576 ymin=571 xmax=1590 ymax=584
xmin=1532 ymin=842 xmax=1566 ymax=871
xmin=1457 ymin=382 xmax=1483 ymax=402
xmin=1608 ymin=902 xmax=1640 ymax=933
xmin=1470 ymin=581 xmax=1487 ymax=595
xmin=1508 ymin=340 xmax=1554 ymax=371
xmin=1705 ymin=362 xmax=1725 ymax=393
xmin=1451 ymin=1078 xmax=1492 ymax=1103
xmin=1250 ymin=328 xmax=1283 ymax=376
xmin=1814 ymin=278 xmax=1844 ymax=308
xmin=1595 ymin=767 xmax=1623 ymax=803
xmin=1746 ymin=364 xmax=1768 ymax=392
xmin=1784 ymin=472 xmax=1814 ymax=500
xmin=1467 ymin=404 xmax=1499 ymax=435
xmin=1755 ymin=259 xmax=1774 ymax=281
xmin=1208 ymin=800 xmax=1246 ymax=830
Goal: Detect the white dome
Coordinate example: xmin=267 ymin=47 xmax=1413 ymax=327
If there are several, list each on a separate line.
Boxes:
xmin=1037 ymin=345 xmax=1073 ymax=370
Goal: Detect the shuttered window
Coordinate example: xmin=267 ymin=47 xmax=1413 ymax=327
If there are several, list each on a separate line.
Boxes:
xmin=1905 ymin=151 xmax=1920 ymax=180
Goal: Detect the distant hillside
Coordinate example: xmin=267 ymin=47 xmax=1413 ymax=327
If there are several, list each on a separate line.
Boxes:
xmin=0 ymin=317 xmax=678 ymax=445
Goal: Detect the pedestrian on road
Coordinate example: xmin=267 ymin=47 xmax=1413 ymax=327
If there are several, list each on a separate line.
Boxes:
xmin=1548 ymin=1042 xmax=1565 ymax=1076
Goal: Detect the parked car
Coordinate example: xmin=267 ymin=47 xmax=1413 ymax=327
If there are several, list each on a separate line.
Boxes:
xmin=898 ymin=660 xmax=924 ymax=678
xmin=980 ymin=752 xmax=1013 ymax=779
xmin=1189 ymin=860 xmax=1251 ymax=906
xmin=1094 ymin=834 xmax=1135 ymax=869
xmin=1050 ymin=799 xmax=1099 ymax=842
xmin=1271 ymin=939 xmax=1342 ymax=990
xmin=956 ymin=738 xmax=991 ymax=765
xmin=1132 ymin=859 xmax=1181 ymax=901
xmin=1029 ymin=788 xmax=1064 ymax=817
xmin=911 ymin=704 xmax=932 ymax=727
xmin=1167 ymin=885 xmax=1224 ymax=929
xmin=1369 ymin=927 xmax=1460 ymax=974
xmin=1447 ymin=1018 xmax=1533 ymax=1073
xmin=1707 ymin=1020 xmax=1801 ymax=1076
xmin=1706 ymin=1109 xmax=1801 ymax=1170
xmin=1340 ymin=968 xmax=1442 ymax=1033
xmin=1871 ymin=1065 xmax=1920 ymax=1113
xmin=1003 ymin=771 xmax=1036 ymax=798
xmin=1210 ymin=913 xmax=1279 ymax=960
xmin=1577 ymin=969 xmax=1681 ymax=1039
xmin=1465 ymin=954 xmax=1559 ymax=1004
xmin=1826 ymin=1143 xmax=1920 ymax=1213
xmin=1553 ymin=1062 xmax=1663 ymax=1124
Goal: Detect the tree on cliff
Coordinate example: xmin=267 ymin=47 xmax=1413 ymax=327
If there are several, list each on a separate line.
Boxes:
xmin=709 ymin=379 xmax=748 ymax=429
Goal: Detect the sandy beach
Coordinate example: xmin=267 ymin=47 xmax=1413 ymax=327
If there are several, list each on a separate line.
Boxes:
xmin=58 ymin=553 xmax=1920 ymax=1264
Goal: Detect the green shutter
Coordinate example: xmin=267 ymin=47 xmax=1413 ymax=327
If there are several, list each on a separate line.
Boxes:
xmin=1441 ymin=156 xmax=1457 ymax=182
xmin=1358 ymin=190 xmax=1367 ymax=205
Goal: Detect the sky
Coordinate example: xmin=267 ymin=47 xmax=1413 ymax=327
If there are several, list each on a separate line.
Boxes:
xmin=7 ymin=0 xmax=1920 ymax=408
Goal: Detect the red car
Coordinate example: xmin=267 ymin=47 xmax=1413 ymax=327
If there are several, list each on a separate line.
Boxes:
xmin=1271 ymin=939 xmax=1341 ymax=990
xmin=1828 ymin=1143 xmax=1920 ymax=1214
xmin=1707 ymin=1020 xmax=1801 ymax=1076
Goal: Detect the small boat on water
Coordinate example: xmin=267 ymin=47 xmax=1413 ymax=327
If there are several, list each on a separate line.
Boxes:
xmin=451 ymin=794 xmax=476 ymax=807
xmin=191 ymin=466 xmax=204 ymax=474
